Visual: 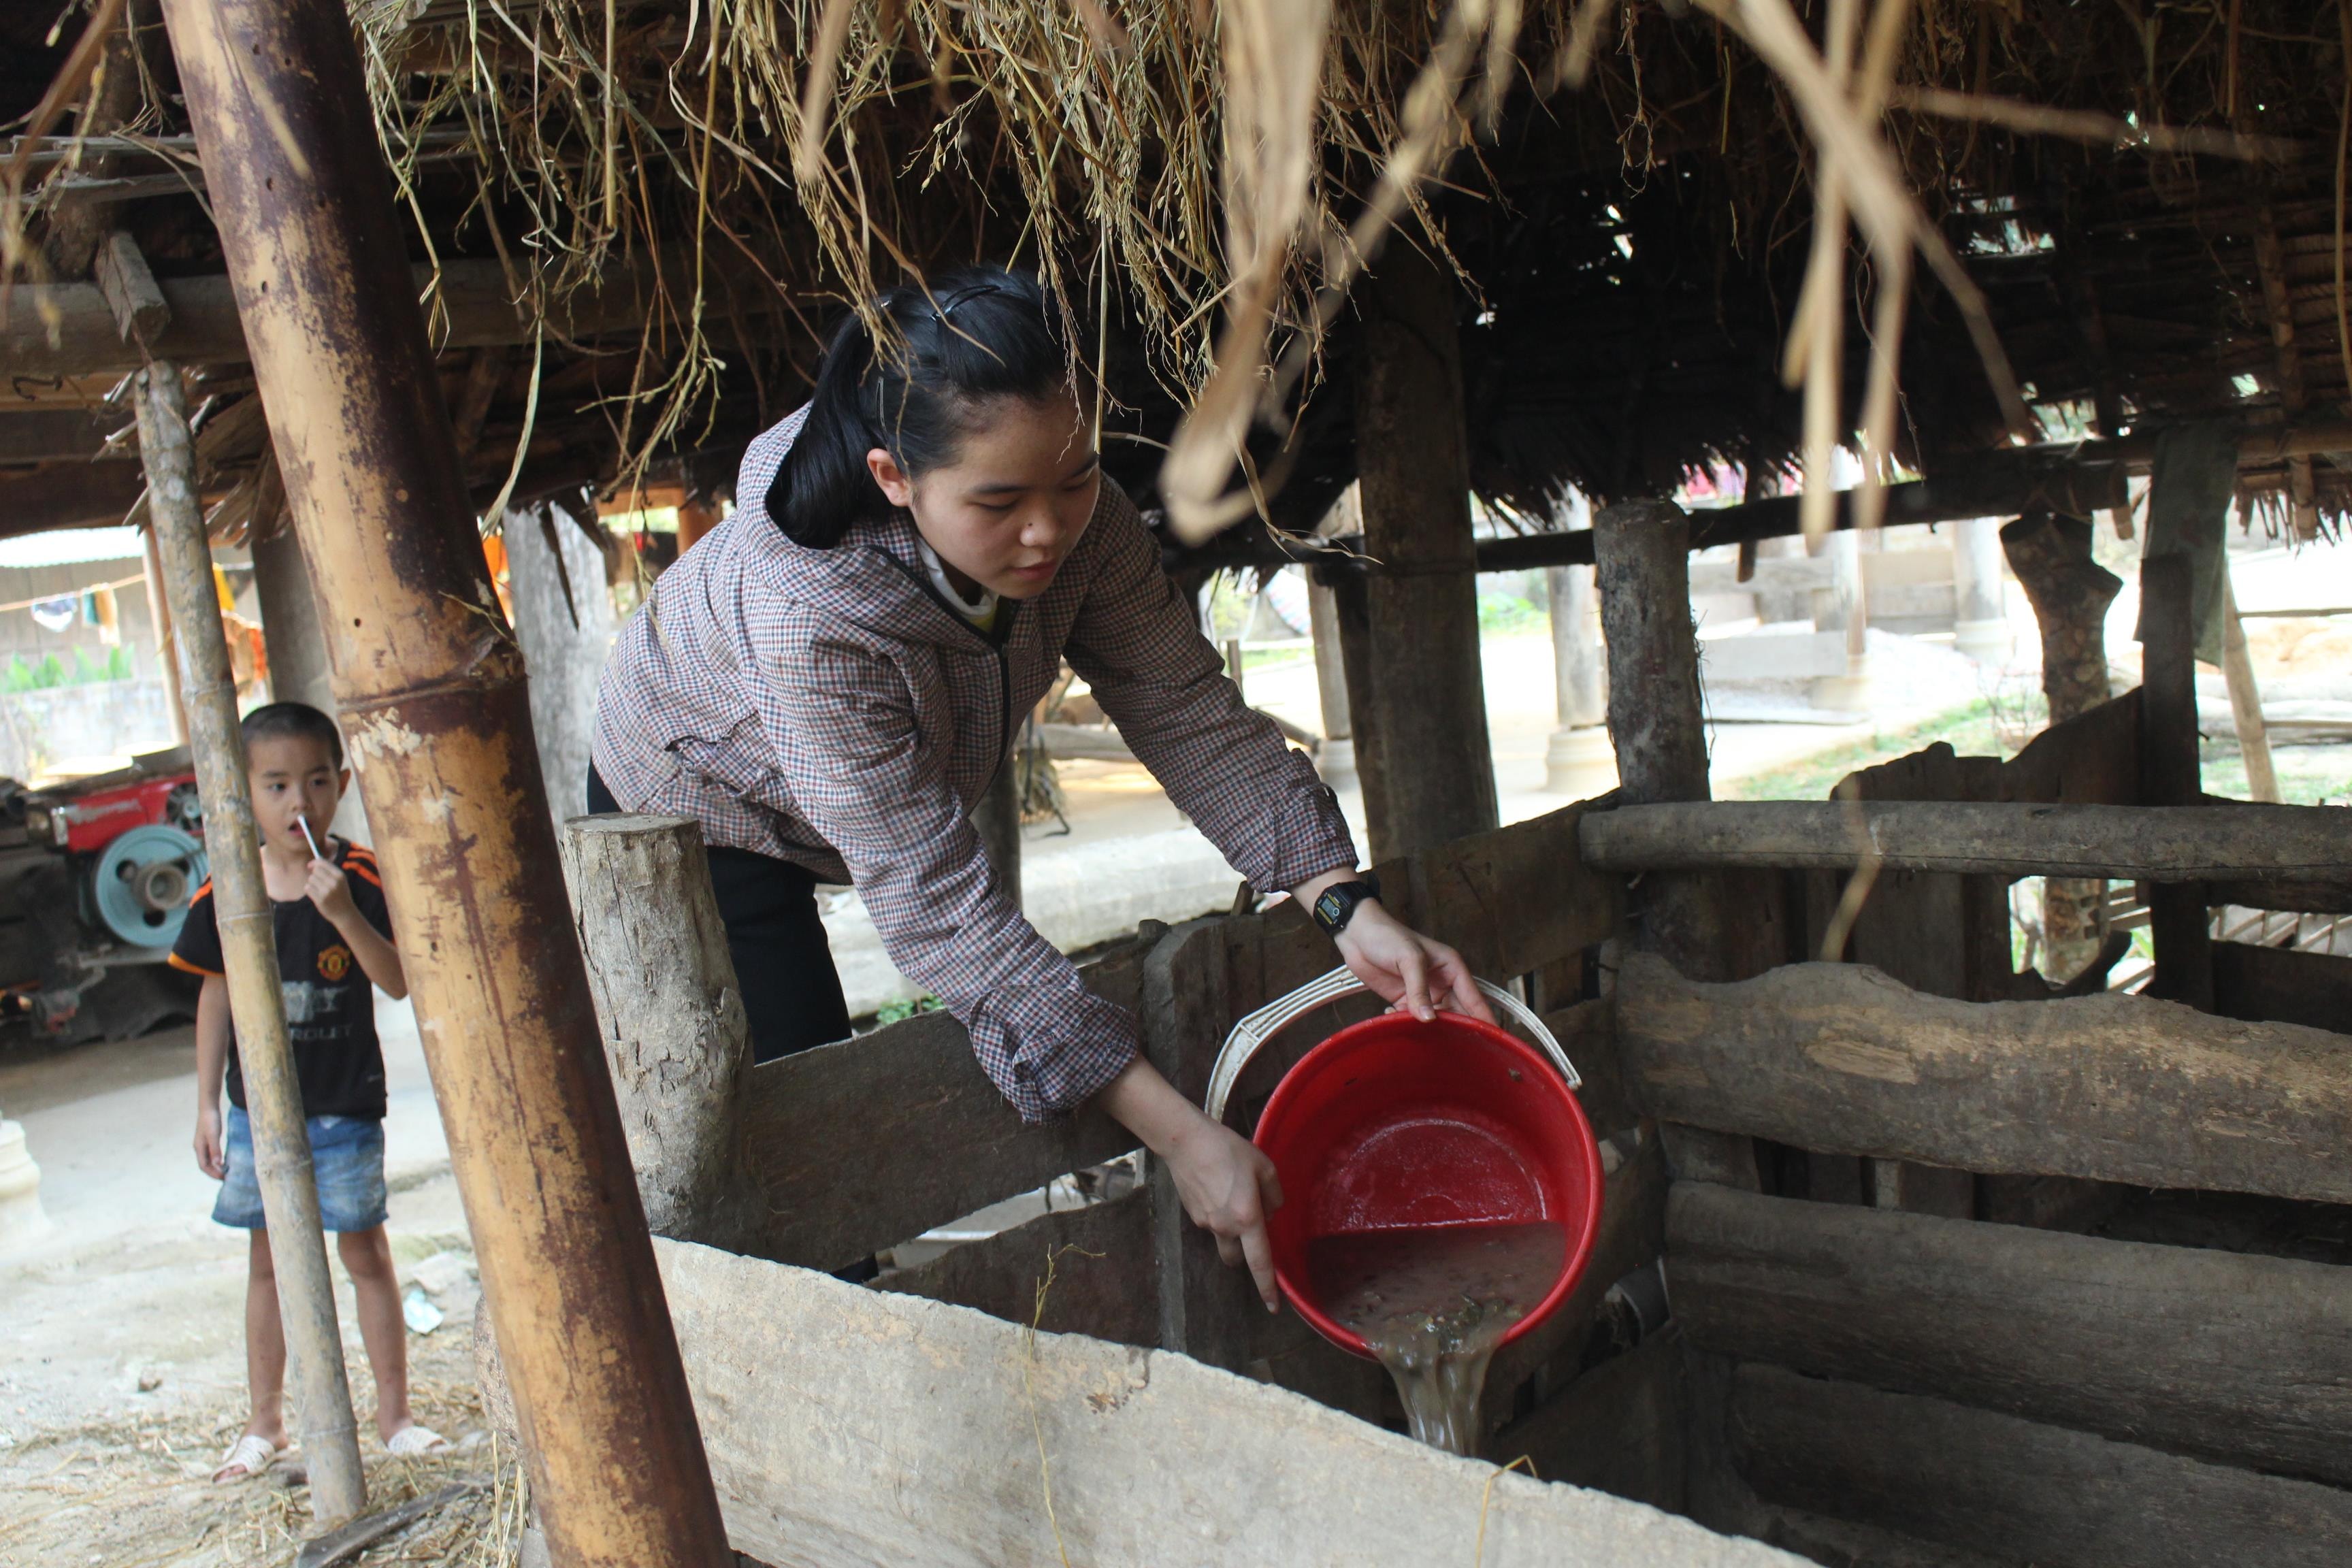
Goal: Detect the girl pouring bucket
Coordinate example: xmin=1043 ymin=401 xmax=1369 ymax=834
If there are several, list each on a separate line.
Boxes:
xmin=591 ymin=265 xmax=1505 ymax=1302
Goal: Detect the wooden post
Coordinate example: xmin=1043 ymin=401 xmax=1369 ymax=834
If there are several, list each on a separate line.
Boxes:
xmin=134 ymin=361 xmax=370 ymax=1524
xmin=506 ymin=502 xmax=616 ymax=825
xmin=1543 ymin=562 xmax=1611 ymax=791
xmin=1345 ymin=242 xmax=1497 ymax=861
xmin=154 ymin=3 xmax=734 ymax=1563
xmin=564 ymin=815 xmax=753 ymax=1248
xmin=1305 ymin=579 xmax=1356 ymax=789
xmin=2002 ymin=511 xmax=2123 ymax=981
xmin=676 ymin=493 xmax=721 ymax=553
xmin=1948 ymin=517 xmax=2010 ymax=664
xmin=1807 ymin=528 xmax=1871 ymax=712
xmin=1593 ymin=499 xmax=1730 ymax=980
xmin=138 ymin=521 xmax=188 ymax=747
xmin=2219 ymin=574 xmax=2279 ymax=803
xmin=2138 ymin=555 xmax=2213 ymax=1010
xmin=252 ymin=514 xmax=369 ymax=843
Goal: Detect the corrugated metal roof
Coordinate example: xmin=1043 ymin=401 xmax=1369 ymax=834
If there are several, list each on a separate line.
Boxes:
xmin=0 ymin=527 xmax=146 ymax=570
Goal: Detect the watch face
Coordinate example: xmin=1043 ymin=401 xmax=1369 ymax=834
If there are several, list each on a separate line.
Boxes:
xmin=1316 ymin=889 xmax=1348 ymax=928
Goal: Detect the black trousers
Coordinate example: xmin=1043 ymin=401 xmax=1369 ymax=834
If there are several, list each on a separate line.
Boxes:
xmin=587 ymin=768 xmax=853 ymax=1064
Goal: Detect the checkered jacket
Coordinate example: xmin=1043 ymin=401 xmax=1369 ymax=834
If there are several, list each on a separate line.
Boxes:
xmin=592 ymin=408 xmax=1358 ymax=1122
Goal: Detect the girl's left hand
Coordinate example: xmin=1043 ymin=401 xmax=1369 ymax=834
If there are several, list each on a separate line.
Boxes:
xmin=1333 ymin=900 xmax=1493 ymax=1025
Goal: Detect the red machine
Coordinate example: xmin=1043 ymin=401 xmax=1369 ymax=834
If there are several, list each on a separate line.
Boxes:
xmin=0 ymin=749 xmax=206 ymax=1043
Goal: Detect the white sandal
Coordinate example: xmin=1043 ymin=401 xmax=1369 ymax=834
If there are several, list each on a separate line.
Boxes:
xmin=385 ymin=1423 xmax=449 ymax=1458
xmin=212 ymin=1431 xmax=282 ymax=1484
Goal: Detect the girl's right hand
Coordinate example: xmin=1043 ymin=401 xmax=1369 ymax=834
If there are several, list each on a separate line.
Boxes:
xmin=195 ymin=1106 xmax=225 ymax=1179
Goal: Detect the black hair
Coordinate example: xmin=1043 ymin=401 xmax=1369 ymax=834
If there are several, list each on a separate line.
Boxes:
xmin=766 ymin=265 xmax=1079 ymax=548
xmin=241 ymin=702 xmax=345 ymax=769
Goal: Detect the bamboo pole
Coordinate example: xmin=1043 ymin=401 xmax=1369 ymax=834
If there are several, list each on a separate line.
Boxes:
xmin=152 ymin=3 xmax=732 ymax=1563
xmin=2219 ymin=575 xmax=2280 ymax=803
xmin=133 ymin=361 xmax=368 ymax=1524
xmin=138 ymin=520 xmax=188 ymax=747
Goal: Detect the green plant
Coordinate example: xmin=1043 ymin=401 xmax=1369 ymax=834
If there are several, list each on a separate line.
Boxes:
xmin=873 ymin=994 xmax=942 ymax=1026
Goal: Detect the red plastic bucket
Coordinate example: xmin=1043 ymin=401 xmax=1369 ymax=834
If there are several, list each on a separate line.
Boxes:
xmin=1249 ymin=1007 xmax=1605 ymax=1359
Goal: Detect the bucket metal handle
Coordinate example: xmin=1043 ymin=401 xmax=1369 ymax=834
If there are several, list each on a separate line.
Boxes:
xmin=1205 ymin=967 xmax=1580 ymax=1124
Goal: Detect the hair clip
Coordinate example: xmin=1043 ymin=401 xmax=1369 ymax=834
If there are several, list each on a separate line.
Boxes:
xmin=932 ymin=281 xmax=1003 ymax=319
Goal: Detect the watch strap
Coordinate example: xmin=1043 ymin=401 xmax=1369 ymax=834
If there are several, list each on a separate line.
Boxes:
xmin=1310 ymin=873 xmax=1382 ymax=938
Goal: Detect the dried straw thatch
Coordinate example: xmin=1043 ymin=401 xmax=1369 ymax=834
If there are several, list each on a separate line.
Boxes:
xmin=6 ymin=0 xmax=2349 ymax=540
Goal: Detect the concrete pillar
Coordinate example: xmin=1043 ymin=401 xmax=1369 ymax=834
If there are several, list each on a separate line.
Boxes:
xmin=1808 ymin=528 xmax=1872 ymax=712
xmin=1345 ymin=242 xmax=1498 ymax=862
xmin=0 ymin=1111 xmax=50 ymax=1253
xmin=1305 ymin=581 xmax=1356 ymax=791
xmin=1950 ymin=517 xmax=2010 ymax=664
xmin=505 ymin=501 xmax=617 ymax=823
xmin=250 ymin=517 xmax=368 ymax=842
xmin=1543 ymin=563 xmax=1611 ymax=791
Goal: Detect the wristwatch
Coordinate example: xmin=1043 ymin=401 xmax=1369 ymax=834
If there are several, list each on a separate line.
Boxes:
xmin=1310 ymin=873 xmax=1382 ymax=939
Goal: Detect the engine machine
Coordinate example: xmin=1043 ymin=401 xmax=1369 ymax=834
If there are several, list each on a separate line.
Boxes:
xmin=0 ymin=749 xmax=207 ymax=1043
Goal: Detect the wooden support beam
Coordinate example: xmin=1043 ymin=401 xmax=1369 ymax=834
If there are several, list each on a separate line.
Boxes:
xmin=1614 ymin=953 xmax=2352 ymax=1204
xmin=0 ymin=461 xmax=148 ymax=536
xmin=135 ymin=360 xmax=369 ymax=1524
xmin=2210 ymin=940 xmax=2352 ymax=1034
xmin=1580 ymin=799 xmax=2349 ymax=883
xmin=154 ymin=2 xmax=734 ymax=1563
xmin=93 ymin=229 xmax=171 ymax=349
xmin=1345 ymin=243 xmax=1497 ymax=861
xmin=1729 ymin=1362 xmax=2352 ymax=1568
xmin=1670 ymin=1182 xmax=2352 ymax=1486
xmin=871 ymin=1186 xmax=1156 ymax=1347
xmin=2220 ymin=574 xmax=2281 ymax=802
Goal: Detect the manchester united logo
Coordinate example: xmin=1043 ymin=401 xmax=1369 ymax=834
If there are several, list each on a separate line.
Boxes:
xmin=317 ymin=945 xmax=353 ymax=982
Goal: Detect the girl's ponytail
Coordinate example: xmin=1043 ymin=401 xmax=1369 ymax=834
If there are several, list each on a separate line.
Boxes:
xmin=766 ymin=265 xmax=1077 ymax=547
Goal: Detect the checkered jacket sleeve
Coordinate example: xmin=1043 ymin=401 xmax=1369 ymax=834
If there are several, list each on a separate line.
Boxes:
xmin=1067 ymin=493 xmax=1361 ymax=899
xmin=751 ymin=613 xmax=1142 ymax=1124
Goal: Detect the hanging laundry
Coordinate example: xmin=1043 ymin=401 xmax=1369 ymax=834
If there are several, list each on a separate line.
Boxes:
xmin=29 ymin=595 xmax=76 ymax=633
xmin=81 ymin=585 xmax=121 ymax=645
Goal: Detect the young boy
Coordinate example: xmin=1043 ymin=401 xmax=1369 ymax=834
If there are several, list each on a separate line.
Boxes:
xmin=176 ymin=702 xmax=446 ymax=1482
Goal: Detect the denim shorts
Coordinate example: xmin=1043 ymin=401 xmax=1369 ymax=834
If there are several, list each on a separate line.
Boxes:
xmin=213 ymin=1107 xmax=389 ymax=1232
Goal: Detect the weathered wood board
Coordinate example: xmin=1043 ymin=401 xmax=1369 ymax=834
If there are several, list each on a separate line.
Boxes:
xmin=1582 ymin=800 xmax=2350 ymax=882
xmin=738 ymin=941 xmax=1146 ymax=1270
xmin=2212 ymin=939 xmax=2352 ymax=1034
xmin=1616 ymin=954 xmax=2352 ymax=1203
xmin=1670 ymin=1183 xmax=2352 ymax=1485
xmin=655 ymin=1240 xmax=1806 ymax=1568
xmin=1488 ymin=1324 xmax=1690 ymax=1514
xmin=1729 ymin=1362 xmax=2352 ymax=1568
xmin=871 ymin=1188 xmax=1156 ymax=1347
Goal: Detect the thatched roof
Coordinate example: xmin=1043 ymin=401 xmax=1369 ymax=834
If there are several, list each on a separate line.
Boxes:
xmin=3 ymin=0 xmax=2348 ymax=544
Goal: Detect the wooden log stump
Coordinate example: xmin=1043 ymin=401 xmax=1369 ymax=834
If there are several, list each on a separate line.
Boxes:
xmin=564 ymin=815 xmax=754 ymax=1250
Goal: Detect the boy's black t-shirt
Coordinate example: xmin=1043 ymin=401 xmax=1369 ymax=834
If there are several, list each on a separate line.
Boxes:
xmin=169 ymin=839 xmax=393 ymax=1120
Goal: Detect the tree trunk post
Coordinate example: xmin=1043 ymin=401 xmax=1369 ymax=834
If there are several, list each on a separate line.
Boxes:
xmin=2219 ymin=574 xmax=2279 ymax=803
xmin=1543 ymin=561 xmax=1611 ymax=791
xmin=1594 ymin=499 xmax=1732 ymax=981
xmin=2138 ymin=553 xmax=2214 ymax=1011
xmin=506 ymin=502 xmax=617 ymax=828
xmin=563 ymin=815 xmax=753 ymax=1248
xmin=153 ymin=3 xmax=734 ymax=1563
xmin=135 ymin=361 xmax=370 ymax=1525
xmin=1345 ymin=243 xmax=1498 ymax=862
xmin=1305 ymin=578 xmax=1356 ymax=791
xmin=2002 ymin=511 xmax=2124 ymax=981
xmin=1949 ymin=517 xmax=2010 ymax=665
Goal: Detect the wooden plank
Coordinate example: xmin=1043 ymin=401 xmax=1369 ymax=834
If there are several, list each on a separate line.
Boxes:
xmin=1408 ymin=796 xmax=1622 ymax=984
xmin=1615 ymin=953 xmax=2352 ymax=1204
xmin=654 ymin=1239 xmax=1803 ymax=1568
xmin=872 ymin=1188 xmax=1156 ymax=1348
xmin=1488 ymin=1324 xmax=1689 ymax=1512
xmin=2212 ymin=940 xmax=2352 ymax=1034
xmin=1670 ymin=1183 xmax=2352 ymax=1486
xmin=736 ymin=941 xmax=1146 ymax=1271
xmin=1997 ymin=688 xmax=2141 ymax=807
xmin=2208 ymin=877 xmax=2352 ymax=914
xmin=1729 ymin=1362 xmax=2352 ymax=1568
xmin=2140 ymin=554 xmax=2215 ymax=1009
xmin=1580 ymin=800 xmax=2350 ymax=882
